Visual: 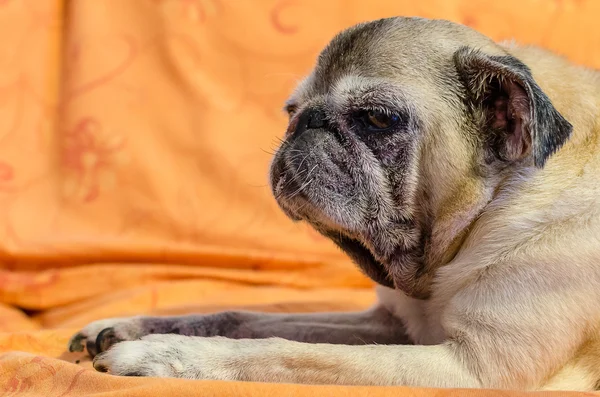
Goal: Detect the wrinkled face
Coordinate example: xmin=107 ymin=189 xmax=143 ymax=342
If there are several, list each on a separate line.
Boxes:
xmin=274 ymin=77 xmax=419 ymax=229
xmin=269 ymin=18 xmax=572 ymax=295
xmin=269 ymin=19 xmax=449 ymax=290
xmin=270 ymin=77 xmax=421 ymax=288
xmin=270 ymin=77 xmax=422 ymax=288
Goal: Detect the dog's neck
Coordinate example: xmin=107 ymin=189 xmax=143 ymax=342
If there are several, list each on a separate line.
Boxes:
xmin=427 ymin=176 xmax=498 ymax=268
xmin=391 ymin=172 xmax=504 ymax=299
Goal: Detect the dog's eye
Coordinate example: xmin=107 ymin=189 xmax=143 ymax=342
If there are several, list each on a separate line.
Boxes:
xmin=357 ymin=110 xmax=400 ymax=131
xmin=284 ymin=104 xmax=298 ymax=117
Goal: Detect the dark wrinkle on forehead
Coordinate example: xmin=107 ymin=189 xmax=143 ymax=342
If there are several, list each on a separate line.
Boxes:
xmin=305 ymin=17 xmax=486 ymax=108
xmin=311 ymin=19 xmax=392 ymax=94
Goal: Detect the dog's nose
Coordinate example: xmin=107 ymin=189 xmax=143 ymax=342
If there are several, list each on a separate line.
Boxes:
xmin=290 ymin=108 xmax=328 ymax=137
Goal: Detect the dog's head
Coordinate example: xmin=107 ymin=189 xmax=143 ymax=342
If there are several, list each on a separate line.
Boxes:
xmin=269 ymin=17 xmax=572 ymax=298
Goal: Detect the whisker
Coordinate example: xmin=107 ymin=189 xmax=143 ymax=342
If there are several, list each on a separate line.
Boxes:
xmin=287 ymin=164 xmax=318 ymax=199
xmin=260 ymin=148 xmax=276 ymax=155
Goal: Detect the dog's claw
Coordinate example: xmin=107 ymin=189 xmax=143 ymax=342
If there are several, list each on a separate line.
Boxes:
xmin=93 ymin=353 xmax=109 ymax=372
xmin=96 ymin=327 xmax=123 ymax=353
xmin=68 ymin=333 xmax=86 ymax=352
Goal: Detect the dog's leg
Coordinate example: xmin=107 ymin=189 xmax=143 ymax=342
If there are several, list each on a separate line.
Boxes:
xmin=89 ymin=262 xmax=600 ymax=390
xmin=68 ymin=306 xmax=410 ymax=357
xmin=92 ymin=335 xmax=480 ymax=387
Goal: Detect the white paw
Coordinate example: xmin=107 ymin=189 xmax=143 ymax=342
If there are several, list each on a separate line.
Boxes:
xmin=92 ymin=334 xmax=243 ymax=380
xmin=68 ymin=316 xmax=146 ymax=356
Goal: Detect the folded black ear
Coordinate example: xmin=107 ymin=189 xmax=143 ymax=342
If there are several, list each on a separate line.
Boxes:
xmin=454 ymin=47 xmax=572 ymax=168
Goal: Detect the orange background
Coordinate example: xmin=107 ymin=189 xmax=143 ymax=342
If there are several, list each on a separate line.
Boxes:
xmin=0 ymin=0 xmax=599 ymax=396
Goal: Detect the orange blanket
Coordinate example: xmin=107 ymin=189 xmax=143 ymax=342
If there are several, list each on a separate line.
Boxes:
xmin=1 ymin=0 xmax=599 ymax=395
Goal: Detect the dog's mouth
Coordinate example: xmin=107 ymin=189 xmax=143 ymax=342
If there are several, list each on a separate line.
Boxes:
xmin=271 ymin=172 xmax=305 ymax=221
xmin=326 ymin=232 xmax=395 ymax=288
xmin=269 ymin=133 xmax=361 ymax=229
xmin=269 ymin=150 xmax=313 ymax=222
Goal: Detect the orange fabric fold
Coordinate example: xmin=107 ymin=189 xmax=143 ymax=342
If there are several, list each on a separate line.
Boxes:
xmin=1 ymin=0 xmax=600 ymax=396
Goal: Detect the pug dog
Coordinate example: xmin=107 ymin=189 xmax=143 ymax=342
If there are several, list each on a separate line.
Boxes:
xmin=68 ymin=17 xmax=600 ymax=391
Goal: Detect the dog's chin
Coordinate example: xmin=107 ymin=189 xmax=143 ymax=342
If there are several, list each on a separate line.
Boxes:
xmin=270 ymin=165 xmax=396 ymax=289
xmin=272 ymin=178 xmax=395 ymax=288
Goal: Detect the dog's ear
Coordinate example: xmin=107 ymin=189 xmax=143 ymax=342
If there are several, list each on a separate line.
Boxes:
xmin=454 ymin=47 xmax=572 ymax=168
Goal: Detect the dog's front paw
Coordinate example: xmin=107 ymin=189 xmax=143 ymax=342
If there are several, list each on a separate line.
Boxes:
xmin=68 ymin=316 xmax=146 ymax=357
xmin=92 ymin=334 xmax=234 ymax=379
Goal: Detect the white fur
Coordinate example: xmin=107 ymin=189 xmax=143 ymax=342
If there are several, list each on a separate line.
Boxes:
xmin=94 ymin=333 xmax=480 ymax=387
